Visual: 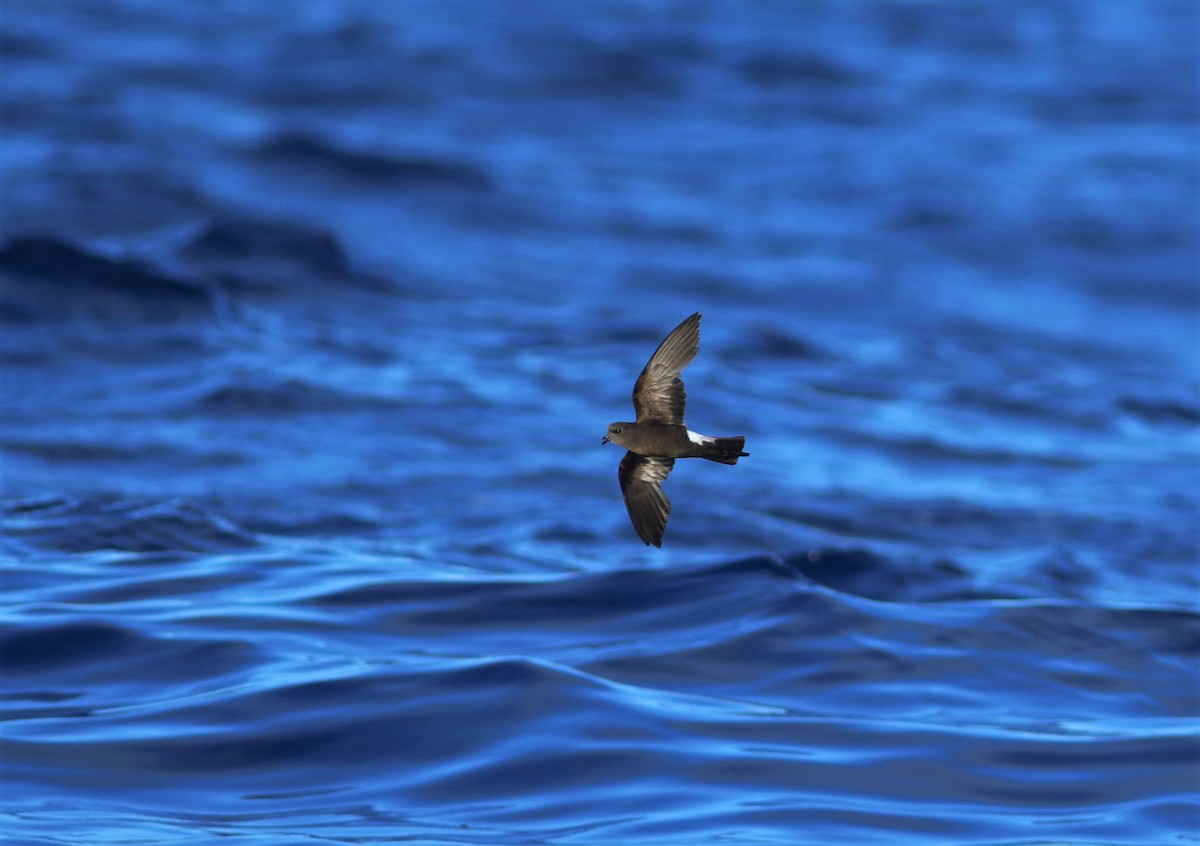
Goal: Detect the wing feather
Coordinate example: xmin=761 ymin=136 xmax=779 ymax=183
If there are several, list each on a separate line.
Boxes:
xmin=631 ymin=312 xmax=700 ymax=424
xmin=618 ymin=452 xmax=675 ymax=547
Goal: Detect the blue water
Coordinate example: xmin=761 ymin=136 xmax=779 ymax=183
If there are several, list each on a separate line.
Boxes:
xmin=2 ymin=1 xmax=1198 ymax=843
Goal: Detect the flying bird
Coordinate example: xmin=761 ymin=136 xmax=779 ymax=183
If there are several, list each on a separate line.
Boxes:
xmin=602 ymin=312 xmax=748 ymax=546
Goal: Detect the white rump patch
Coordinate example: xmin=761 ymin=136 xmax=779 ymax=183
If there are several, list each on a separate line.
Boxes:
xmin=686 ymin=430 xmax=716 ymax=446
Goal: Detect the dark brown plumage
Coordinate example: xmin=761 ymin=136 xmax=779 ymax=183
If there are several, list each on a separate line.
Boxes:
xmin=602 ymin=312 xmax=748 ymax=546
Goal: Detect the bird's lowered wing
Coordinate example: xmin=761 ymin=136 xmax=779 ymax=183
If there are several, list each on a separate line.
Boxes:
xmin=618 ymin=452 xmax=675 ymax=547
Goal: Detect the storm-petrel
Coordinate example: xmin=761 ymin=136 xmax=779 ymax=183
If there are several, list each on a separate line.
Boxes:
xmin=602 ymin=312 xmax=748 ymax=546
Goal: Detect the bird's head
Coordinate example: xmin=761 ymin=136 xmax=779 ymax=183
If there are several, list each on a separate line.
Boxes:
xmin=602 ymin=422 xmax=634 ymax=446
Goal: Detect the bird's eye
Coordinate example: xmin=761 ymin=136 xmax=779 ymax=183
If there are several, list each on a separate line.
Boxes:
xmin=613 ymin=427 xmax=622 ymax=433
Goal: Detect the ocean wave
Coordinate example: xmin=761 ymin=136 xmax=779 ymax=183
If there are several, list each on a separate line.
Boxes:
xmin=2 ymin=497 xmax=258 ymax=554
xmin=0 ymin=237 xmax=212 ymax=321
xmin=178 ymin=217 xmax=403 ymax=298
xmin=252 ymin=133 xmax=493 ymax=192
xmin=3 ymin=524 xmax=1197 ymax=843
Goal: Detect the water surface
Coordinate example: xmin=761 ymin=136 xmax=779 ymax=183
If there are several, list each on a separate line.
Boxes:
xmin=2 ymin=1 xmax=1198 ymax=843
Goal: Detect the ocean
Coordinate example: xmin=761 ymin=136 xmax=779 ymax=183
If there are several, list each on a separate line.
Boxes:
xmin=2 ymin=1 xmax=1197 ymax=843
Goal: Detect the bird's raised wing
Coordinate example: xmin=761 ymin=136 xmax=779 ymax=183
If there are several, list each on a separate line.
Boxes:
xmin=618 ymin=452 xmax=675 ymax=547
xmin=631 ymin=312 xmax=700 ymax=424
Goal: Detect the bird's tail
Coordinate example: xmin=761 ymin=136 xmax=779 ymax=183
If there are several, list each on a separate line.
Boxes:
xmin=703 ymin=436 xmax=749 ymax=465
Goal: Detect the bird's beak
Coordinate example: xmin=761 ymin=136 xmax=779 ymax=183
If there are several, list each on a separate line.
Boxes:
xmin=601 ymin=435 xmax=610 ymax=445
